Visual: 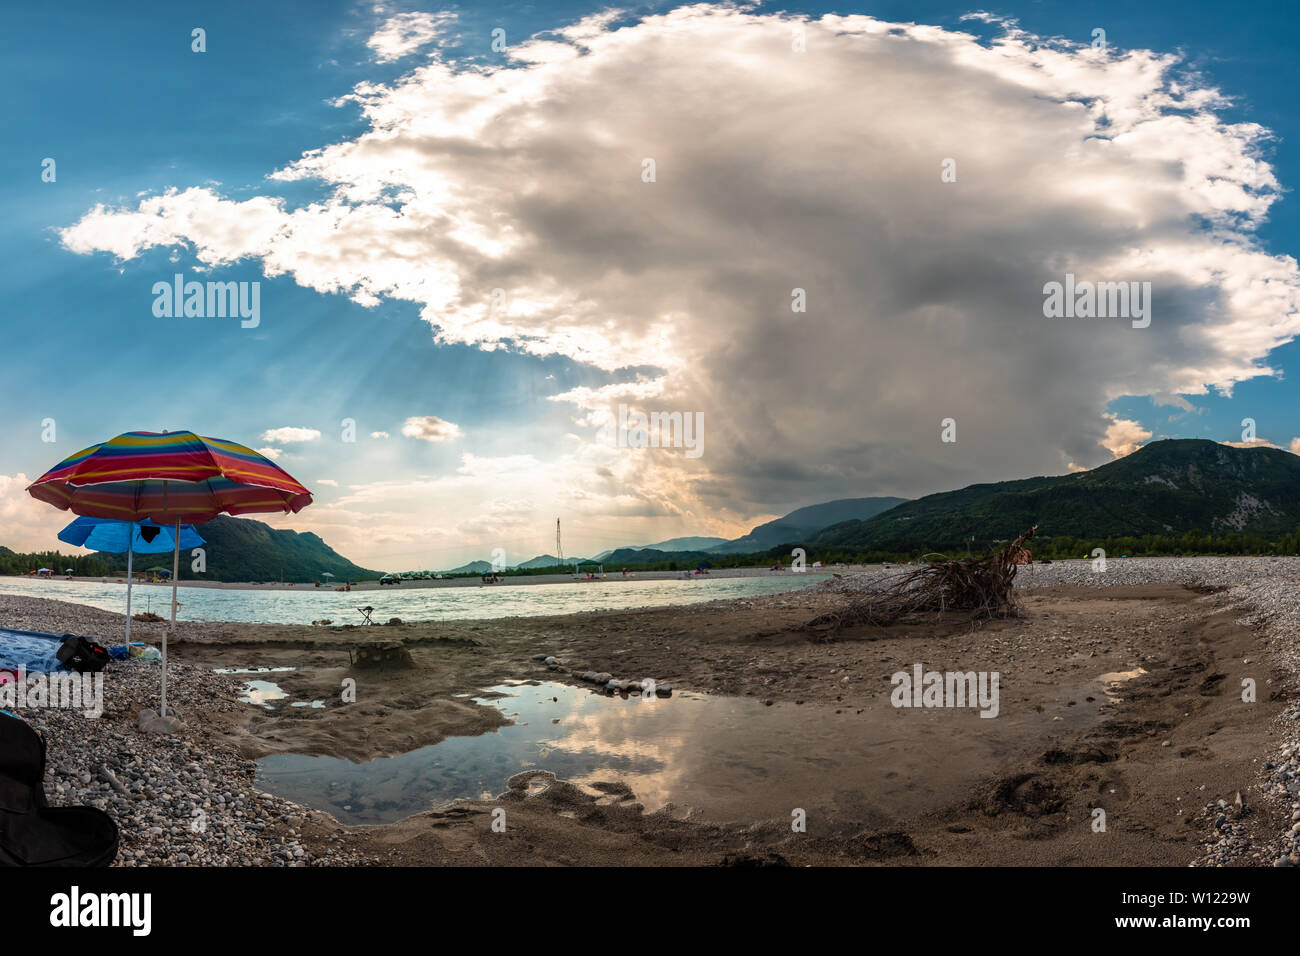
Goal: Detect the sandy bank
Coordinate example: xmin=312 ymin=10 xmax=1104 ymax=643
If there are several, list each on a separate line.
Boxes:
xmin=4 ymin=556 xmax=1298 ymax=867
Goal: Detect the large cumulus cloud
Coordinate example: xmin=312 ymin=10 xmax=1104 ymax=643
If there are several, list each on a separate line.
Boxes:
xmin=60 ymin=4 xmax=1300 ymax=522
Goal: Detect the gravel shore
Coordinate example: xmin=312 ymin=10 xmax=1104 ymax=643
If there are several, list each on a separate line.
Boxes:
xmin=0 ymin=593 xmax=375 ymax=866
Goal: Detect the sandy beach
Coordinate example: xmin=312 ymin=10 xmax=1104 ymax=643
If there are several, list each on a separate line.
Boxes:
xmin=3 ymin=557 xmax=1299 ymax=867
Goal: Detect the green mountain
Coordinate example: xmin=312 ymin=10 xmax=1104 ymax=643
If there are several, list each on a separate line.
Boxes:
xmin=592 ymin=536 xmax=728 ymax=560
xmin=94 ymin=515 xmax=381 ymax=583
xmin=445 ymin=560 xmax=493 ymax=575
xmin=810 ymin=440 xmax=1300 ymax=552
xmin=709 ymin=496 xmax=910 ymax=553
xmin=646 ymin=536 xmax=728 ymax=551
xmin=602 ymin=547 xmax=715 ymax=566
xmin=517 ymin=553 xmax=567 ymax=569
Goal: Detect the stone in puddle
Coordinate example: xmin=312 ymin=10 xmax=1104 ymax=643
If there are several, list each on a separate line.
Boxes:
xmin=506 ymin=769 xmax=556 ymax=792
xmin=531 ymin=653 xmax=548 ymax=661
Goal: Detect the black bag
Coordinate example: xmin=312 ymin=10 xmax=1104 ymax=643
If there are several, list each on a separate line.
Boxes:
xmin=0 ymin=712 xmax=118 ymax=866
xmin=55 ymin=635 xmax=110 ymax=673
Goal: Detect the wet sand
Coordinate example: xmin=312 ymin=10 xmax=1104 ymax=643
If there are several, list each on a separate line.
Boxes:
xmin=168 ymin=581 xmax=1290 ymax=866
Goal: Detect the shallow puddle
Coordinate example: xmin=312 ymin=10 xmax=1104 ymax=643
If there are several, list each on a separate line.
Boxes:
xmin=240 ymin=680 xmax=289 ymax=707
xmin=237 ymin=677 xmax=326 ymax=710
xmin=254 ymin=678 xmax=1110 ymax=826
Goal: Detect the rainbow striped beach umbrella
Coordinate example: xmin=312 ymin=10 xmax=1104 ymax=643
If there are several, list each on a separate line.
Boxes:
xmin=28 ymin=431 xmax=312 ymax=720
xmin=27 ymin=431 xmax=312 ymax=523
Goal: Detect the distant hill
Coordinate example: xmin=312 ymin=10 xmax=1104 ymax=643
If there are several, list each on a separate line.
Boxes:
xmin=445 ymin=560 xmax=493 ymax=575
xmin=641 ymin=536 xmax=728 ymax=552
xmin=602 ymin=547 xmax=716 ymax=566
xmin=516 ymin=554 xmax=569 ymax=569
xmin=592 ymin=536 xmax=727 ymax=560
xmin=93 ymin=515 xmax=381 ymax=583
xmin=708 ymin=497 xmax=910 ymax=553
xmin=439 ymin=554 xmax=590 ymax=573
xmin=810 ymin=440 xmax=1300 ymax=552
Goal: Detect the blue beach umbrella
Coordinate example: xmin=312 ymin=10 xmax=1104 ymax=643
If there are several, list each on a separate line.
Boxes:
xmin=58 ymin=517 xmax=205 ymax=647
xmin=58 ymin=516 xmax=205 ymax=554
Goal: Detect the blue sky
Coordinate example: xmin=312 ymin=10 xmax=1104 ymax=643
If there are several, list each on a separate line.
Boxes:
xmin=2 ymin=1 xmax=1298 ymax=568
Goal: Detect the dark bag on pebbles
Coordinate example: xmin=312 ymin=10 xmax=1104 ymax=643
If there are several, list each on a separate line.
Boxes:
xmin=55 ymin=635 xmax=110 ymax=673
xmin=0 ymin=711 xmax=118 ymax=866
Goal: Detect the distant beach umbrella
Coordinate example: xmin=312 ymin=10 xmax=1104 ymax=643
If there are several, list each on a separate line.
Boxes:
xmin=29 ymin=431 xmax=311 ymax=721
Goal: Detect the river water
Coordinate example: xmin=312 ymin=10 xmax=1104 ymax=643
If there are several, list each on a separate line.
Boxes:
xmin=0 ymin=573 xmax=822 ymax=625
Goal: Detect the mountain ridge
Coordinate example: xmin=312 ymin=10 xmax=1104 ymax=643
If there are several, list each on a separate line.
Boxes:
xmin=810 ymin=439 xmax=1300 ymax=551
xmin=92 ymin=515 xmax=381 ymax=583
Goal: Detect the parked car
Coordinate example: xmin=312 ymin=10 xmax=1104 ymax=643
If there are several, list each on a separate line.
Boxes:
xmin=379 ymin=573 xmax=402 ymax=585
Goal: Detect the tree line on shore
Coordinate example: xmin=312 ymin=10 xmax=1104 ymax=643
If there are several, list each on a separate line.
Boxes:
xmin=6 ymin=527 xmax=1299 ymax=583
xmin=0 ymin=549 xmax=113 ymax=577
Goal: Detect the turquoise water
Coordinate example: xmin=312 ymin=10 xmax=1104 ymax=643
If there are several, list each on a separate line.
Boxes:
xmin=0 ymin=573 xmax=821 ymax=625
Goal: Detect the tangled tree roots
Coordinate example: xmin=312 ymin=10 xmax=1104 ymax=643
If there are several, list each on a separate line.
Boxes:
xmin=808 ymin=525 xmax=1037 ymax=639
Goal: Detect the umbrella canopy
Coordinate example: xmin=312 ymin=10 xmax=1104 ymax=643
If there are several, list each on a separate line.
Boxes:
xmin=58 ymin=516 xmax=206 ymax=554
xmin=28 ymin=431 xmax=311 ymax=523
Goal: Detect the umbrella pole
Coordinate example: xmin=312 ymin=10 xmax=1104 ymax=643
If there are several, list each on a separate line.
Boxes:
xmin=124 ymin=524 xmax=135 ymax=648
xmin=164 ymin=520 xmax=181 ymax=718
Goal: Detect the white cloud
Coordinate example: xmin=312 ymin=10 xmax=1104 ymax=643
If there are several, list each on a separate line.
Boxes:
xmin=1222 ymin=437 xmax=1289 ymax=451
xmin=1100 ymin=417 xmax=1153 ymax=459
xmin=261 ymin=426 xmax=322 ymax=443
xmin=401 ymin=416 xmax=462 ymax=443
xmin=257 ymin=446 xmax=283 ymax=461
xmin=366 ymin=11 xmax=455 ymax=63
xmin=549 ymin=379 xmax=668 ymax=409
xmin=316 ymin=478 xmax=339 ymax=487
xmin=0 ymin=474 xmax=69 ymax=552
xmin=57 ymin=5 xmax=1300 ymax=519
xmin=370 ymin=431 xmax=390 ymax=439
